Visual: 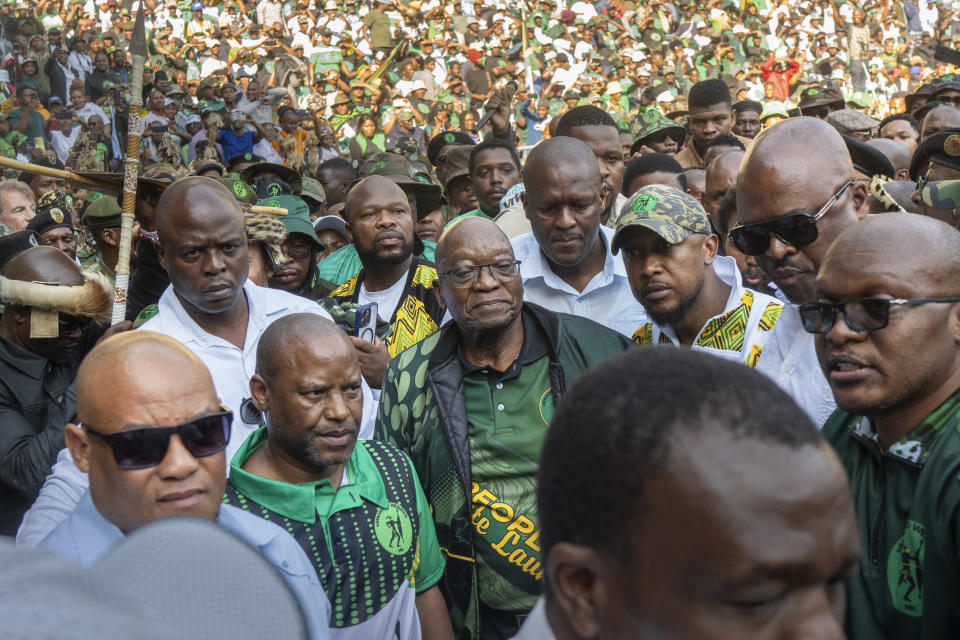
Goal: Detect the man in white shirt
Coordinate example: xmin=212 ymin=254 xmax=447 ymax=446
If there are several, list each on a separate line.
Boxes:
xmin=735 ymin=117 xmax=871 ymax=427
xmin=614 ymin=184 xmax=832 ymax=426
xmin=514 ymin=137 xmax=647 ymax=337
xmin=17 ymin=178 xmax=378 ymax=544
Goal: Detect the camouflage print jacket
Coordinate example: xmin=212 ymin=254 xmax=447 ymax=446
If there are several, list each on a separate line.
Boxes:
xmin=374 ymin=303 xmax=634 ymax=640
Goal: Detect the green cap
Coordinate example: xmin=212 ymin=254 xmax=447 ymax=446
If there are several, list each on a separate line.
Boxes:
xmin=921 ymin=179 xmax=960 ymax=210
xmin=612 ymin=184 xmax=711 ymax=253
xmin=219 ymin=176 xmax=258 ymax=204
xmin=631 ymin=109 xmax=686 ymax=153
xmin=257 ymin=195 xmax=321 ymax=248
xmin=300 ymin=177 xmax=326 ymax=205
xmin=81 ymin=194 xmax=123 ymax=229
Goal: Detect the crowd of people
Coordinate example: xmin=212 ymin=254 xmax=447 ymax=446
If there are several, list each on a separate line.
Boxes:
xmin=2 ymin=0 xmax=960 ymax=638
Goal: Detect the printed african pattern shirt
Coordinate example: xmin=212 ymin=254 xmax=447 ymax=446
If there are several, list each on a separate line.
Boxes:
xmin=225 ymin=429 xmax=445 ymax=639
xmin=632 ymin=255 xmax=785 ymax=367
xmin=823 ymin=390 xmax=960 ymax=640
xmin=326 ymin=257 xmax=446 ymax=358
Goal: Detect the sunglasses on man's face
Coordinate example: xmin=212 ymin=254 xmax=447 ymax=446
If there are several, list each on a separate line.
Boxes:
xmin=727 ymin=181 xmax=853 ymax=256
xmin=82 ymin=409 xmax=232 ymax=470
xmin=57 ymin=313 xmax=90 ymax=336
xmin=799 ymin=297 xmax=960 ymax=334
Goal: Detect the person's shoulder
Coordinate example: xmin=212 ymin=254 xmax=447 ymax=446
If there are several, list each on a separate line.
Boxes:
xmin=553 ymin=307 xmax=634 ymax=349
xmin=820 ymin=408 xmax=859 ymax=447
xmin=252 ymin=282 xmax=330 ymax=316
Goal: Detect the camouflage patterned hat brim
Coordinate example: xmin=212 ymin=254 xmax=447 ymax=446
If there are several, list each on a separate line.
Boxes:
xmin=921 ymin=180 xmax=960 ymax=209
xmin=611 ymin=218 xmax=693 ymax=254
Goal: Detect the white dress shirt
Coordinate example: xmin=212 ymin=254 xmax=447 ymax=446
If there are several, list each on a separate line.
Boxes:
xmin=511 ymin=226 xmax=649 ymax=338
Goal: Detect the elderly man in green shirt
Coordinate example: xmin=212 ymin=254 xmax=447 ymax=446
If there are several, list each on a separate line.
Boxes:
xmin=809 ymin=213 xmax=960 ymax=640
xmin=376 ymin=218 xmax=632 ymax=640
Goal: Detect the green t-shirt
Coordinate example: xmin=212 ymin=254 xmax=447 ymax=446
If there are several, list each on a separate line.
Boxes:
xmin=363 ymin=9 xmax=392 ymax=49
xmin=317 ymin=241 xmax=437 ymax=286
xmin=463 ymin=346 xmax=554 ymax=611
xmin=445 ymin=207 xmax=494 ymax=228
xmin=226 ymin=429 xmax=446 ymax=630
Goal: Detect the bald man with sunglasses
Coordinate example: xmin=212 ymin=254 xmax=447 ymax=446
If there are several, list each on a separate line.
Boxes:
xmin=809 ymin=213 xmax=960 ymax=640
xmin=40 ymin=331 xmax=332 ymax=640
xmin=733 ymin=117 xmax=871 ymax=427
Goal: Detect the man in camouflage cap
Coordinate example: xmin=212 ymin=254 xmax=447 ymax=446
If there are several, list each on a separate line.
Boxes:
xmin=79 ymin=194 xmax=130 ymax=286
xmin=614 ymin=184 xmax=796 ymax=381
xmin=629 ymin=110 xmax=687 ymax=156
xmin=911 ymin=178 xmax=960 ymax=229
xmin=910 ymin=128 xmax=960 ymax=183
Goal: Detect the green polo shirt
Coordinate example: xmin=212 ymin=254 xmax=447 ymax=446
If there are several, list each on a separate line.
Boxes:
xmin=823 ymin=390 xmax=960 ymax=640
xmin=462 ymin=312 xmax=553 ymax=612
xmin=225 ymin=429 xmax=445 ymax=636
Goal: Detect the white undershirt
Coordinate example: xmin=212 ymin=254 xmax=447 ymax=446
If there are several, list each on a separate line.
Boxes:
xmin=358 ymin=275 xmax=407 ymax=323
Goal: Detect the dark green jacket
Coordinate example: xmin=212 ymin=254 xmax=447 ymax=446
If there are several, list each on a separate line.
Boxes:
xmin=823 ymin=391 xmax=960 ymax=640
xmin=374 ymin=303 xmax=633 ymax=640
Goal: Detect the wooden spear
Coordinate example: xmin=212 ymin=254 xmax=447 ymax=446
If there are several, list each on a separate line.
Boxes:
xmin=111 ymin=5 xmax=148 ymax=325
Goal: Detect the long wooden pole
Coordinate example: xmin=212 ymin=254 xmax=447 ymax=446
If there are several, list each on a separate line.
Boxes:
xmin=111 ymin=5 xmax=148 ymax=324
xmin=0 ymin=156 xmax=116 ymax=190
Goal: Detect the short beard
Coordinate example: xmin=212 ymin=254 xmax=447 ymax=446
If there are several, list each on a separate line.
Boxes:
xmin=356 ymin=239 xmax=413 ymax=266
xmin=646 ymin=280 xmax=704 ymax=328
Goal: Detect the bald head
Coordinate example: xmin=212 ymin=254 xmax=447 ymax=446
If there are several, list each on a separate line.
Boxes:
xmin=705 ymin=150 xmax=743 ymax=219
xmin=3 ymin=245 xmax=84 ymax=286
xmin=523 ymin=136 xmax=602 ymax=195
xmin=343 ymin=175 xmax=409 ymax=222
xmin=256 ymin=313 xmax=354 ymax=383
xmin=436 ymin=216 xmax=514 ymax=270
xmin=76 ymin=330 xmax=216 ymax=425
xmin=740 ymin=118 xmax=854 ymax=199
xmin=822 ymin=213 xmax=960 ymax=293
xmin=155 ymin=176 xmax=244 ymax=244
xmin=867 ymin=138 xmax=911 ymax=179
xmin=921 ymin=105 xmax=960 ymax=140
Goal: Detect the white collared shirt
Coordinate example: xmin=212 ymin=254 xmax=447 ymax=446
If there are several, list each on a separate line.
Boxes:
xmin=140 ymin=280 xmax=378 ymax=460
xmin=511 ymin=226 xmax=649 ymax=338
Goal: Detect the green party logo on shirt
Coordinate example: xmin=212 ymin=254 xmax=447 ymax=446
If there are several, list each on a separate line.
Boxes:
xmin=887 ymin=519 xmax=925 ymax=617
xmin=374 ymin=502 xmax=413 ymax=555
xmin=538 ymin=388 xmax=554 ymax=425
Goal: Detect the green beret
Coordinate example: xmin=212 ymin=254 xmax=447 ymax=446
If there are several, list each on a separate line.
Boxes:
xmin=81 ymin=194 xmax=123 ymax=229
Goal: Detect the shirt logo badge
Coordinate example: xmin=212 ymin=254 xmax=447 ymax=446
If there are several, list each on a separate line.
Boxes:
xmin=374 ymin=502 xmax=412 ymax=556
xmin=887 ymin=519 xmax=925 ymax=617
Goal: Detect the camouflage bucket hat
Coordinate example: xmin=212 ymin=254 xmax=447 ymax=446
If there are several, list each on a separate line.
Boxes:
xmin=921 ymin=179 xmax=960 ymax=210
xmin=357 ymin=152 xmax=443 ymax=220
xmin=612 ymin=184 xmax=711 ymax=254
xmin=631 ymin=110 xmax=686 ymax=153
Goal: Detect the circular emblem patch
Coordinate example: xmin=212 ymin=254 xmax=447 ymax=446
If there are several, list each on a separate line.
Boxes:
xmin=887 ymin=520 xmax=925 ymax=616
xmin=643 ymin=110 xmax=659 ymax=123
xmin=444 ymin=133 xmax=455 ymax=143
xmin=50 ymin=208 xmax=64 ymax=224
xmin=27 ymin=233 xmax=38 ymax=246
xmin=264 ymin=199 xmax=280 ymax=208
xmin=268 ymin=183 xmax=282 ymax=196
xmin=808 ymin=88 xmax=821 ymax=96
xmin=538 ymin=388 xmax=554 ymax=425
xmin=945 ymin=134 xmax=960 ymax=157
xmin=632 ymin=194 xmax=658 ymax=213
xmin=233 ymin=181 xmax=247 ymax=197
xmin=370 ymin=160 xmax=386 ymax=173
xmin=374 ymin=503 xmax=413 ymax=555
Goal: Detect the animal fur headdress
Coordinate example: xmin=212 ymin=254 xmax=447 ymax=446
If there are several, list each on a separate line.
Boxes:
xmin=0 ymin=271 xmax=113 ymax=336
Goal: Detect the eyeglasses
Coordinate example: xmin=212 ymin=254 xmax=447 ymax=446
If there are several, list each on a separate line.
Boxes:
xmin=798 ymin=297 xmax=960 ymax=334
xmin=282 ymin=239 xmax=314 ymax=260
xmin=727 ymin=181 xmax=853 ymax=256
xmin=82 ymin=409 xmax=232 ymax=469
xmin=438 ymin=259 xmax=521 ymax=287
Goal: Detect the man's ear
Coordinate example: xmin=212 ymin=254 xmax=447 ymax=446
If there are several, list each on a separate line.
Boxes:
xmin=249 ymin=374 xmax=270 ymax=412
xmin=432 ymin=279 xmax=448 ymax=313
xmin=156 ymin=240 xmax=167 ymax=271
xmin=851 ymin=180 xmax=871 ymax=220
xmin=547 ymin=542 xmax=606 ymax=639
xmin=703 ymin=233 xmax=719 ymax=264
xmin=521 ymin=190 xmax=531 ymax=221
xmin=65 ymin=423 xmax=91 ymax=473
xmin=100 ymin=227 xmax=121 ymax=248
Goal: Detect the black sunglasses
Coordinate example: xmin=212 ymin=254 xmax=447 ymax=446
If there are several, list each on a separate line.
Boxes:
xmin=82 ymin=409 xmax=232 ymax=469
xmin=728 ymin=181 xmax=853 ymax=256
xmin=799 ymin=297 xmax=960 ymax=334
